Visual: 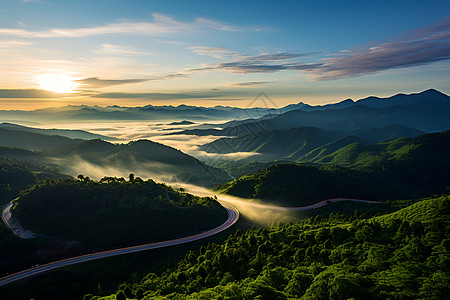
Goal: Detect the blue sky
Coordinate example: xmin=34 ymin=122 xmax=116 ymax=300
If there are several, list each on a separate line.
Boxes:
xmin=0 ymin=0 xmax=449 ymax=109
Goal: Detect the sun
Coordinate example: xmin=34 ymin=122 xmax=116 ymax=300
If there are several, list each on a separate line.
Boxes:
xmin=37 ymin=73 xmax=78 ymax=93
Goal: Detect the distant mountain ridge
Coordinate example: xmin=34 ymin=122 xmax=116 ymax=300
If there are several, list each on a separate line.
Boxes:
xmin=0 ymin=122 xmax=117 ymax=141
xmin=171 ymin=89 xmax=450 ymax=136
xmin=200 ymin=124 xmax=426 ymax=163
xmin=0 ymin=101 xmax=304 ymax=123
xmin=0 ymin=128 xmax=230 ymax=187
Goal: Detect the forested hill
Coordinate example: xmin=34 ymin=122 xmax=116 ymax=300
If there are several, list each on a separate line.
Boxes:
xmin=215 ymin=130 xmax=450 ymax=206
xmin=12 ymin=178 xmax=227 ymax=247
xmin=0 ymin=158 xmax=70 ymax=205
xmin=86 ymin=195 xmax=450 ymax=299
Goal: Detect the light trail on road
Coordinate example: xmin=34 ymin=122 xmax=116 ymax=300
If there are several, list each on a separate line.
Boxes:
xmin=0 ymin=202 xmax=239 ymax=287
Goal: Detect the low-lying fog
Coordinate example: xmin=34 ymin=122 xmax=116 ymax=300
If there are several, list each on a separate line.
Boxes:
xmin=40 ymin=121 xmax=261 ymax=165
xmin=35 ymin=121 xmax=300 ymax=224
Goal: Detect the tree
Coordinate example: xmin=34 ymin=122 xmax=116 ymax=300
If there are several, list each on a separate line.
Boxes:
xmin=116 ymin=290 xmax=126 ymax=300
xmin=128 ymin=173 xmax=135 ymax=182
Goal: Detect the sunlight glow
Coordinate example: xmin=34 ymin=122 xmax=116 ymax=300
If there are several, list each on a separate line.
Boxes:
xmin=37 ymin=73 xmax=78 ymax=93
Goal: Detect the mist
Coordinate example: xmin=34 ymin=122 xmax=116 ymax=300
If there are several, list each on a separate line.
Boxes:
xmin=167 ymin=182 xmax=298 ymax=226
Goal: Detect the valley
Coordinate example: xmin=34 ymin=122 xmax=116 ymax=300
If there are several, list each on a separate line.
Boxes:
xmin=0 ymin=89 xmax=449 ymax=299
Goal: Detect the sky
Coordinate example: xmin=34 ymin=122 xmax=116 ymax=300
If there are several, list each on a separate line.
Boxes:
xmin=0 ymin=0 xmax=450 ymax=110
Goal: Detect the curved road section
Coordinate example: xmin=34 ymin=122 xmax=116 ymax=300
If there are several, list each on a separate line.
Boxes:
xmin=0 ymin=202 xmax=239 ymax=287
xmin=248 ymin=198 xmax=381 ymax=211
xmin=1 ymin=203 xmax=35 ymax=239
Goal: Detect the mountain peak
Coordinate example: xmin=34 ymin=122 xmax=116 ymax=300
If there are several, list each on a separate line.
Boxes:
xmin=420 ymin=88 xmax=448 ymax=97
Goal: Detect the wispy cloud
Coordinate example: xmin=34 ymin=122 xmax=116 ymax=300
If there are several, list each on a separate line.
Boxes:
xmin=193 ymin=18 xmax=241 ymax=32
xmin=92 ymin=92 xmax=223 ymax=100
xmin=0 ymin=40 xmax=34 ymax=47
xmin=0 ymin=89 xmax=62 ymax=98
xmin=76 ymin=77 xmax=149 ymax=88
xmin=240 ymin=52 xmax=313 ymax=62
xmin=188 ymin=50 xmax=320 ymax=74
xmin=215 ymin=61 xmax=321 ymax=74
xmin=310 ymin=17 xmax=450 ymax=80
xmin=228 ymin=81 xmax=271 ymax=87
xmin=189 ymin=46 xmax=237 ymax=59
xmin=0 ymin=13 xmax=241 ymax=38
xmin=94 ymin=44 xmax=152 ymax=55
xmin=77 ymin=73 xmax=189 ymax=89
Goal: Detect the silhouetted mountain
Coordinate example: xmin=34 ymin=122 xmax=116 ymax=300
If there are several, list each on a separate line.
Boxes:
xmin=0 ymin=102 xmax=304 ymax=123
xmin=0 ymin=146 xmax=45 ymax=165
xmin=168 ymin=120 xmax=195 ymax=125
xmin=0 ymin=122 xmax=116 ymax=141
xmin=348 ymin=124 xmax=424 ymax=143
xmin=49 ymin=139 xmax=231 ymax=186
xmin=173 ymin=89 xmax=450 ymax=136
xmin=0 ymin=127 xmax=84 ymax=151
xmin=353 ymin=89 xmax=449 ymax=109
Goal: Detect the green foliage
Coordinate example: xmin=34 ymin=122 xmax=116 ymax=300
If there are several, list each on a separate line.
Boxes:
xmin=215 ymin=130 xmax=450 ymax=206
xmin=0 ymin=158 xmax=69 ymax=205
xmin=12 ymin=179 xmax=227 ymax=247
xmin=90 ymin=195 xmax=450 ymax=299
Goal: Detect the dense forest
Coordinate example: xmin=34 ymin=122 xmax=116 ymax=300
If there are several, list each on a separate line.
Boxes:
xmin=215 ymin=131 xmax=450 ymax=206
xmin=0 ymin=158 xmax=70 ymax=205
xmin=85 ymin=195 xmax=450 ymax=299
xmin=12 ymin=177 xmax=227 ymax=247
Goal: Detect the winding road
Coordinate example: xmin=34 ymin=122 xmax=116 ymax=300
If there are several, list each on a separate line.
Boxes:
xmin=0 ymin=202 xmax=239 ymax=287
xmin=1 ymin=203 xmax=35 ymax=239
xmin=0 ymin=197 xmax=380 ymax=287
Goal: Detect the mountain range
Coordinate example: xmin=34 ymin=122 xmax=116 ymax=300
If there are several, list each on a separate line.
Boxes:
xmin=200 ymin=124 xmax=425 ymax=163
xmin=0 ymin=102 xmax=302 ymax=124
xmin=0 ymin=126 xmax=230 ymax=187
xmin=0 ymin=122 xmax=116 ymax=141
xmin=174 ymin=89 xmax=450 ymax=136
xmin=215 ymin=130 xmax=450 ymax=205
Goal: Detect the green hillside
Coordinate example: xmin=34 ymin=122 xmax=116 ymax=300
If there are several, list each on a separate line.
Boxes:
xmin=12 ymin=178 xmax=227 ymax=247
xmin=55 ymin=139 xmax=231 ymax=187
xmin=200 ymin=125 xmax=425 ymax=165
xmin=0 ymin=122 xmax=116 ymax=141
xmin=200 ymin=126 xmax=343 ymax=162
xmin=0 ymin=158 xmax=70 ymax=205
xmin=86 ymin=195 xmax=450 ymax=299
xmin=0 ymin=127 xmax=84 ymax=151
xmin=215 ymin=131 xmax=450 ymax=205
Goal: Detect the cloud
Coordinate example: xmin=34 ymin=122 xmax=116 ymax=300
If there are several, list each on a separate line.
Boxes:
xmin=0 ymin=89 xmax=63 ymax=98
xmin=94 ymin=44 xmax=152 ymax=55
xmin=189 ymin=46 xmax=237 ymax=59
xmin=0 ymin=40 xmax=34 ymax=47
xmin=0 ymin=13 xmax=241 ymax=38
xmin=310 ymin=17 xmax=450 ymax=80
xmin=187 ymin=50 xmax=320 ymax=74
xmin=77 ymin=73 xmax=189 ymax=89
xmin=240 ymin=52 xmax=313 ymax=62
xmin=77 ymin=77 xmax=149 ymax=88
xmin=216 ymin=61 xmax=321 ymax=74
xmin=228 ymin=81 xmax=271 ymax=87
xmin=193 ymin=18 xmax=241 ymax=32
xmin=92 ymin=92 xmax=223 ymax=100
